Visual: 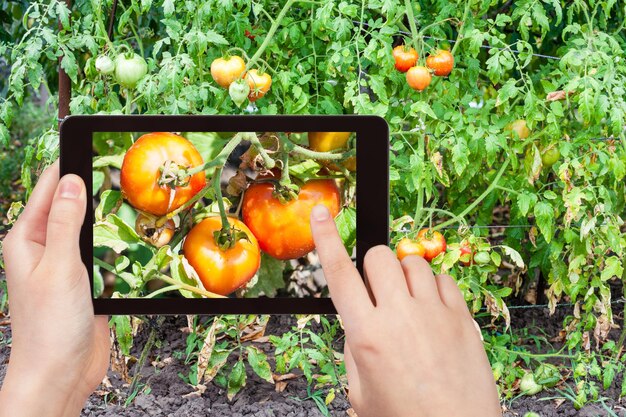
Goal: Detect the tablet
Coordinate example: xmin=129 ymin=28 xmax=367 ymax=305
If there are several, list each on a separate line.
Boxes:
xmin=60 ymin=115 xmax=389 ymax=314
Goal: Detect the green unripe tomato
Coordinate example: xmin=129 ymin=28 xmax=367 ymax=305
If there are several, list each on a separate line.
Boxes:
xmin=541 ymin=146 xmax=560 ymax=168
xmin=229 ymin=79 xmax=250 ymax=108
xmin=114 ymin=53 xmax=148 ymax=88
xmin=473 ymin=251 xmax=491 ymax=265
xmin=520 ymin=372 xmax=543 ymax=396
xmin=95 ymin=55 xmax=115 ymax=75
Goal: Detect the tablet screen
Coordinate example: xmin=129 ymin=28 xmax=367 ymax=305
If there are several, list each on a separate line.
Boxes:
xmin=92 ymin=131 xmax=356 ymax=300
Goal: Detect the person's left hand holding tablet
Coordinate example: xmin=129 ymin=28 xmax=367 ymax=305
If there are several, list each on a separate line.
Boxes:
xmin=0 ymin=161 xmax=110 ymax=417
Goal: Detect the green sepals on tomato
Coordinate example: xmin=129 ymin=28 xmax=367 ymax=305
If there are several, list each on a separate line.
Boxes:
xmin=120 ymin=132 xmax=206 ymax=216
xmin=242 ymin=179 xmax=341 ymax=260
xmin=183 ymin=216 xmax=261 ymax=296
xmin=246 ymin=69 xmax=272 ymax=102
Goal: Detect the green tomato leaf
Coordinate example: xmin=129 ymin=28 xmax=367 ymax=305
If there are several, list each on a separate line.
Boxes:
xmin=245 ymin=253 xmax=285 ymax=297
xmin=95 ymin=190 xmax=123 ymax=222
xmin=93 ymin=213 xmax=141 ymax=253
xmin=246 ymin=345 xmax=274 ymax=383
xmin=227 ymin=359 xmax=247 ymax=401
xmin=601 ymin=256 xmax=623 ymax=282
xmin=335 ymin=207 xmax=356 ymax=255
xmin=534 ymin=202 xmax=555 ymax=243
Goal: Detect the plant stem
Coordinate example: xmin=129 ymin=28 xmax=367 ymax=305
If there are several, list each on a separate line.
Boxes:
xmin=154 ymin=274 xmax=226 ymax=298
xmin=186 ymin=133 xmax=244 ymax=176
xmin=125 ymin=88 xmax=133 ymax=114
xmin=213 ymin=165 xmax=230 ymax=231
xmin=128 ymin=316 xmax=164 ymax=396
xmin=280 ymin=149 xmax=290 ymax=185
xmin=245 ymin=0 xmax=296 ymax=71
xmin=434 ymin=158 xmax=510 ymax=231
xmin=404 ymin=0 xmax=420 ymax=51
xmin=412 ymin=132 xmax=426 ymax=230
xmin=291 ymin=144 xmax=355 ymax=160
xmin=246 ymin=132 xmax=276 ymax=169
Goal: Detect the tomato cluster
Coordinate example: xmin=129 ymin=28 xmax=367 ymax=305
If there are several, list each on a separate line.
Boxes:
xmin=119 ymin=131 xmax=348 ymax=297
xmin=210 ymin=55 xmax=272 ymax=106
xmin=395 ymin=228 xmax=447 ymax=263
xmin=392 ymin=45 xmax=454 ymax=92
xmin=95 ymin=52 xmax=148 ymax=89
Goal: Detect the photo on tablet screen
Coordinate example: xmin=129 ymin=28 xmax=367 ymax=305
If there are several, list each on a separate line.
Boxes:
xmin=92 ymin=131 xmax=356 ymax=300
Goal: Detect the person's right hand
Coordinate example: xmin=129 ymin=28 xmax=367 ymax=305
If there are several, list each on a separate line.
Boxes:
xmin=310 ymin=205 xmax=501 ymax=417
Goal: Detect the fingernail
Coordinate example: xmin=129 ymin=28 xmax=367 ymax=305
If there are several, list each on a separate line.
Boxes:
xmin=59 ymin=176 xmax=82 ymax=199
xmin=311 ymin=205 xmax=330 ymax=221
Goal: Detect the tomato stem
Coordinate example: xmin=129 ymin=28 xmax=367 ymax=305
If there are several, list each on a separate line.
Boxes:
xmin=246 ymin=132 xmax=276 ymax=169
xmin=280 ymin=149 xmax=290 ymax=185
xmin=404 ymin=0 xmax=420 ymax=52
xmin=213 ymin=165 xmax=231 ymax=237
xmin=434 ymin=158 xmax=511 ymax=231
xmin=290 ymin=143 xmax=355 ymax=160
xmin=244 ymin=0 xmax=296 ymax=72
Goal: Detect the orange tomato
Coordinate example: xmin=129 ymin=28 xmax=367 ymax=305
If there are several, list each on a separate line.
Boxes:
xmin=242 ymin=179 xmax=341 ymax=260
xmin=183 ymin=217 xmax=261 ymax=296
xmin=120 ymin=132 xmax=206 ymax=216
xmin=406 ymin=66 xmax=432 ymax=91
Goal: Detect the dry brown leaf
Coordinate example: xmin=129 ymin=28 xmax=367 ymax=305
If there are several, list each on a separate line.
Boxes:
xmin=275 ymin=381 xmax=288 ymax=392
xmin=251 ymin=335 xmax=271 ymax=344
xmin=240 ymin=316 xmax=269 ymax=342
xmin=182 ymin=384 xmax=207 ymax=398
xmin=109 ymin=328 xmax=130 ymax=383
xmin=546 ymin=90 xmax=573 ymax=101
xmin=226 ymin=170 xmax=248 ymax=196
xmin=346 ymin=408 xmax=358 ymax=417
xmin=273 ymin=373 xmax=299 ymax=382
xmin=196 ymin=319 xmax=219 ymax=384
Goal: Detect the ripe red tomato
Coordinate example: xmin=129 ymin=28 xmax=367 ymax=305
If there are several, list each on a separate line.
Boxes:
xmin=210 ymin=56 xmax=246 ymax=88
xmin=120 ymin=132 xmax=206 ymax=216
xmin=459 ymin=241 xmax=474 ymax=266
xmin=246 ymin=69 xmax=272 ymax=101
xmin=417 ymin=229 xmax=447 ymax=262
xmin=392 ymin=45 xmax=418 ymax=73
xmin=183 ymin=216 xmax=261 ymax=296
xmin=242 ymin=179 xmax=341 ymax=260
xmin=426 ymin=50 xmax=454 ymax=76
xmin=244 ymin=29 xmax=256 ymax=40
xmin=406 ymin=66 xmax=432 ymax=91
xmin=396 ymin=238 xmax=426 ymax=261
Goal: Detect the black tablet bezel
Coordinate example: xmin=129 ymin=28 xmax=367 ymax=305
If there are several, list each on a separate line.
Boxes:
xmin=60 ymin=115 xmax=389 ymax=315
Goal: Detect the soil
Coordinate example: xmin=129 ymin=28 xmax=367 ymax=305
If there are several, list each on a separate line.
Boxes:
xmin=0 ymin=289 xmax=625 ymax=416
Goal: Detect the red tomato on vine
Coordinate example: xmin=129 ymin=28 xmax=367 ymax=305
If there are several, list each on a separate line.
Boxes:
xmin=392 ymin=45 xmax=418 ymax=73
xmin=426 ymin=50 xmax=454 ymax=76
xmin=417 ymin=229 xmax=447 ymax=262
xmin=396 ymin=238 xmax=426 ymax=261
xmin=242 ymin=179 xmax=341 ymax=260
xmin=406 ymin=66 xmax=432 ymax=91
xmin=183 ymin=216 xmax=261 ymax=296
xmin=246 ymin=69 xmax=272 ymax=101
xmin=120 ymin=132 xmax=206 ymax=216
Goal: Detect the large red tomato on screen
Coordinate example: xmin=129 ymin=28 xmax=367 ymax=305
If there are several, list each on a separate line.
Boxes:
xmin=242 ymin=179 xmax=341 ymax=260
xmin=120 ymin=132 xmax=206 ymax=216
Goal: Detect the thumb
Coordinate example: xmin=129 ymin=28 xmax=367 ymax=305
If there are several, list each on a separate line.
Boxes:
xmin=42 ymin=174 xmax=87 ymax=262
